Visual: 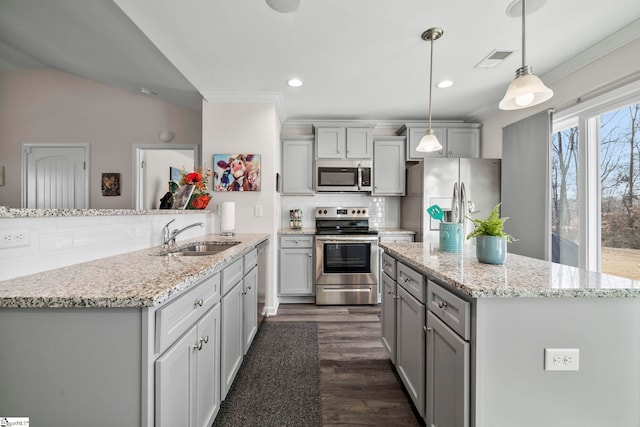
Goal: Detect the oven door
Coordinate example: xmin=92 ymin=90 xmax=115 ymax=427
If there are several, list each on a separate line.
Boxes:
xmin=315 ymin=235 xmax=378 ymax=286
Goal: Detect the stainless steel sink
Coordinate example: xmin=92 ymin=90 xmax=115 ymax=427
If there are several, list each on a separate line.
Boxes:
xmin=160 ymin=241 xmax=241 ymax=256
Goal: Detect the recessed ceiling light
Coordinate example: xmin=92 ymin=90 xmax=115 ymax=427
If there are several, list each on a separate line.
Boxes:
xmin=506 ymin=0 xmax=547 ymax=17
xmin=266 ymin=0 xmax=301 ymax=13
xmin=437 ymin=80 xmax=454 ymax=89
xmin=286 ymin=78 xmax=303 ymax=88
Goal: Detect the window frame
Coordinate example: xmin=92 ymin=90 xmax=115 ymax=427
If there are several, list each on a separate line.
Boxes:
xmin=552 ymin=79 xmax=640 ymax=272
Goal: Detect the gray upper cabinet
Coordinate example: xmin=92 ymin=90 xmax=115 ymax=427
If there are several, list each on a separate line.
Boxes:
xmin=282 ymin=137 xmax=314 ymax=195
xmin=314 ymin=124 xmax=374 ymax=159
xmin=400 ymin=123 xmax=481 ymax=160
xmin=372 ymin=136 xmax=406 ymax=196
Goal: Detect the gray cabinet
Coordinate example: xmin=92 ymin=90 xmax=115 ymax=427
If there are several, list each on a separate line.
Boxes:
xmin=372 ymin=137 xmax=406 ymax=196
xmin=221 ymin=278 xmax=244 ymax=400
xmin=156 ymin=303 xmax=220 ymax=427
xmin=242 ymin=265 xmax=258 ymax=354
xmin=396 ymin=281 xmax=425 ymax=418
xmin=279 ymin=235 xmax=314 ymax=296
xmin=400 ymin=123 xmax=480 ymax=160
xmin=425 ymin=280 xmax=471 ymax=427
xmin=315 ymin=124 xmax=374 ymax=159
xmin=381 ymin=267 xmax=397 ymax=364
xmin=282 ymin=137 xmax=314 ymax=194
xmin=379 ymin=233 xmax=414 ymax=243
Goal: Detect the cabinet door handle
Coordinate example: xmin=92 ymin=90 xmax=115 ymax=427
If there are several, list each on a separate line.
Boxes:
xmin=437 ymin=300 xmax=448 ymax=309
xmin=448 ymin=150 xmax=453 ymax=155
xmin=426 ymin=327 xmax=432 ymax=333
xmin=393 ymin=295 xmax=400 ymax=300
xmin=194 ymin=298 xmax=204 ymax=308
xmin=308 ymin=254 xmax=312 ymax=257
xmin=202 ymin=335 xmax=209 ymax=344
xmin=194 ymin=339 xmax=203 ymax=351
xmin=294 ymin=240 xmax=299 ymax=244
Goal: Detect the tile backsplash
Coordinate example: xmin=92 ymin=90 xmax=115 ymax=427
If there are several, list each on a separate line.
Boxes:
xmin=280 ymin=194 xmax=400 ymax=230
xmin=0 ymin=212 xmax=213 ymax=281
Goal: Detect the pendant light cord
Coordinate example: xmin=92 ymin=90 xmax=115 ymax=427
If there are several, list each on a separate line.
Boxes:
xmin=521 ymin=0 xmax=526 ymax=68
xmin=428 ymin=37 xmax=434 ymax=130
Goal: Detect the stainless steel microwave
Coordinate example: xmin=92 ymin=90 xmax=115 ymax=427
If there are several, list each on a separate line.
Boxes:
xmin=315 ymin=160 xmax=372 ymax=192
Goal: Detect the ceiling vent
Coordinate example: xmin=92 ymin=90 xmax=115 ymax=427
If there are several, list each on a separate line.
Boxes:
xmin=474 ymin=50 xmax=514 ymax=69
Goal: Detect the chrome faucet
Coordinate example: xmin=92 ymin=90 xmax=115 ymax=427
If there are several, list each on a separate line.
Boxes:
xmin=161 ymin=219 xmax=204 ymax=248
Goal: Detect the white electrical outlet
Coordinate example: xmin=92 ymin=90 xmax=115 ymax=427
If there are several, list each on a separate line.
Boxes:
xmin=0 ymin=229 xmax=30 ymax=248
xmin=544 ymin=348 xmax=580 ymax=371
xmin=254 ymin=205 xmax=263 ymax=217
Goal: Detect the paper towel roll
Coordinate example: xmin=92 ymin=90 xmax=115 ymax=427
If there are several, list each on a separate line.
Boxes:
xmin=220 ymin=201 xmax=236 ymax=234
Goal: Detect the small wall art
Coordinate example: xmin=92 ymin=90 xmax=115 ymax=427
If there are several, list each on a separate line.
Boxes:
xmin=101 ymin=173 xmax=121 ymax=196
xmin=213 ymin=153 xmax=261 ymax=192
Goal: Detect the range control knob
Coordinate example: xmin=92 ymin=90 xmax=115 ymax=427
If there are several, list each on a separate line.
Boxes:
xmin=352 ymin=209 xmax=356 ymax=214
xmin=362 ymin=209 xmax=366 ymax=215
xmin=323 ymin=209 xmax=327 ymax=214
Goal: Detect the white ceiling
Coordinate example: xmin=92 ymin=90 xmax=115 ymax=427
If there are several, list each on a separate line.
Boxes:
xmin=2 ymin=0 xmax=640 ymax=122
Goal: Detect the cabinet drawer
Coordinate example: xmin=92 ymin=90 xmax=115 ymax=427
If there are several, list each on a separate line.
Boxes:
xmin=397 ymin=262 xmax=425 ymax=303
xmin=379 ymin=234 xmax=414 ymax=243
xmin=381 ymin=252 xmax=397 ymax=280
xmin=280 ymin=235 xmax=314 ymax=248
xmin=427 ymin=280 xmax=470 ymax=340
xmin=244 ymin=248 xmax=258 ymax=272
xmin=156 ymin=272 xmax=220 ymax=353
xmin=222 ymin=257 xmax=243 ymax=296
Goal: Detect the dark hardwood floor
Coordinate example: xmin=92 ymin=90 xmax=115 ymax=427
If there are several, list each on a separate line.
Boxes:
xmin=266 ymin=304 xmax=422 ymax=426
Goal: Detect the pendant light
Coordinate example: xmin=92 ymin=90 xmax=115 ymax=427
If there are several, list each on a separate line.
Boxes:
xmin=499 ymin=0 xmax=553 ymax=110
xmin=416 ymin=27 xmax=444 ymax=153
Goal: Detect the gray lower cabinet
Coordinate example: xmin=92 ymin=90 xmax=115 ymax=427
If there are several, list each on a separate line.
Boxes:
xmin=396 ymin=283 xmax=425 ymax=418
xmin=426 ymin=280 xmax=471 ymax=427
xmin=380 ymin=270 xmax=397 ymax=364
xmin=242 ymin=265 xmax=258 ymax=354
xmin=221 ymin=279 xmax=244 ymax=400
xmin=156 ymin=303 xmax=221 ymax=427
xmin=279 ymin=235 xmax=314 ymax=295
xmin=426 ymin=311 xmax=469 ymax=427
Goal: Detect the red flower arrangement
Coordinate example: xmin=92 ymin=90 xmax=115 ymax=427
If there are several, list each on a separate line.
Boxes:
xmin=179 ymin=167 xmax=212 ymax=209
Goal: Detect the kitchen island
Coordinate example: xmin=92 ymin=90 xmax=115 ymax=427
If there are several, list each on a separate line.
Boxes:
xmin=380 ymin=241 xmax=640 ymax=427
xmin=0 ymin=233 xmax=268 ymax=427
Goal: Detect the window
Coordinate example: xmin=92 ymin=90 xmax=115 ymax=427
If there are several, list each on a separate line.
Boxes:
xmin=552 ymin=83 xmax=640 ymax=280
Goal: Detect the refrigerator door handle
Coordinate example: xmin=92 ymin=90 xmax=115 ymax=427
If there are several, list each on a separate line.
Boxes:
xmin=452 ymin=182 xmax=460 ymax=223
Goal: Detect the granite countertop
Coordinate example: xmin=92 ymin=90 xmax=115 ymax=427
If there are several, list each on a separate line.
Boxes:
xmin=380 ymin=241 xmax=640 ymax=299
xmin=0 ymin=233 xmax=268 ymax=309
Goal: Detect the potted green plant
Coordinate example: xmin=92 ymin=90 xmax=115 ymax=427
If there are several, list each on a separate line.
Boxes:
xmin=466 ymin=203 xmax=515 ymax=264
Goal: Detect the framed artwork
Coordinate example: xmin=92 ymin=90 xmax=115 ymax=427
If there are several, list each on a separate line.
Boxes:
xmin=169 ymin=166 xmax=183 ymax=183
xmin=172 ymin=184 xmax=195 ymax=209
xmin=213 ymin=153 xmax=261 ymax=192
xmin=101 ymin=173 xmax=121 ymax=196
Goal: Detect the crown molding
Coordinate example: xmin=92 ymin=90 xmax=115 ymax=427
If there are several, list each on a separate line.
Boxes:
xmin=200 ymin=91 xmax=288 ymax=124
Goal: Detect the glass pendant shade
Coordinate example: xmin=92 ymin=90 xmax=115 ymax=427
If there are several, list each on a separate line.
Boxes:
xmin=416 ymin=129 xmax=442 ymax=152
xmin=499 ymin=66 xmax=553 ymax=110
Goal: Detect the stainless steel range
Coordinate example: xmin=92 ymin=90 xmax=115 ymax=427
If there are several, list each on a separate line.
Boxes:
xmin=314 ymin=207 xmax=378 ymax=305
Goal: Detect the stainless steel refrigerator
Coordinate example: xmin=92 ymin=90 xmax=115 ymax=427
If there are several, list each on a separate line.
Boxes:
xmin=401 ymin=159 xmax=501 ymax=242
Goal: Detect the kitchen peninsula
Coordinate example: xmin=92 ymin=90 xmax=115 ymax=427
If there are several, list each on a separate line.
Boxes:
xmin=0 ymin=231 xmax=268 ymax=427
xmin=380 ymin=241 xmax=640 ymax=427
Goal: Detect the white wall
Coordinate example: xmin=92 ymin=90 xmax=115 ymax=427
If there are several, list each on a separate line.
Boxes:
xmin=0 ymin=68 xmax=202 ymax=209
xmin=481 ymin=39 xmax=640 ymax=158
xmin=201 ymin=101 xmax=281 ymax=314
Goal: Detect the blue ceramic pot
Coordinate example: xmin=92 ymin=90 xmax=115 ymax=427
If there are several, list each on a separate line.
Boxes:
xmin=476 ymin=235 xmax=507 ymax=264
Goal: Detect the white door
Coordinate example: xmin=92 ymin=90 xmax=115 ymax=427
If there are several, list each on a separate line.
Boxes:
xmin=23 ymin=144 xmax=89 ymax=209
